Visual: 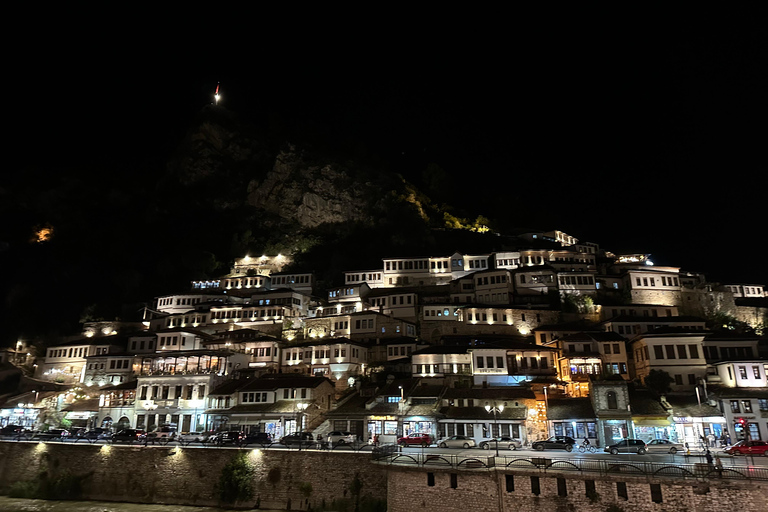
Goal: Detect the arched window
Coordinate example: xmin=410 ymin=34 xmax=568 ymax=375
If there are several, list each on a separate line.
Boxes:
xmin=101 ymin=416 xmax=113 ymax=429
xmin=606 ymin=391 xmax=618 ymax=410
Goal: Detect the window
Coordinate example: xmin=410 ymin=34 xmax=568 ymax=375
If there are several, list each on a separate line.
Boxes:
xmin=606 ymin=391 xmax=618 ymax=409
xmin=617 ymin=482 xmax=628 ymax=500
xmin=653 ymin=346 xmax=664 ymax=359
xmin=650 ymin=484 xmax=663 ymax=504
xmin=754 ymin=366 xmax=761 ymax=379
xmin=739 ymin=366 xmax=748 ymax=379
xmin=677 ymin=345 xmax=687 ymax=359
xmin=530 ymin=476 xmax=540 ymax=496
xmin=688 ymin=374 xmax=696 ymax=385
xmin=450 ymin=473 xmax=458 ymax=489
xmin=557 ymin=478 xmax=567 ymax=497
xmin=674 ymin=374 xmax=683 ymax=385
xmin=505 ymin=474 xmax=514 ymax=492
xmin=427 ymin=473 xmax=435 ymax=487
xmin=689 ymin=345 xmax=699 ymax=359
xmin=730 ymin=400 xmax=740 ymax=413
xmin=742 ymin=400 xmax=752 ymax=413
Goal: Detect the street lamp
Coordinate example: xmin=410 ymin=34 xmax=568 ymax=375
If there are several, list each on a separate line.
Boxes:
xmin=296 ymin=402 xmax=309 ymax=432
xmin=484 ymin=402 xmax=505 ymax=457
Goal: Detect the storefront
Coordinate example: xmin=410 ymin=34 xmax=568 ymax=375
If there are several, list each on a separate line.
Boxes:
xmin=673 ymin=415 xmax=727 ymax=448
xmin=633 ymin=419 xmax=674 ymax=443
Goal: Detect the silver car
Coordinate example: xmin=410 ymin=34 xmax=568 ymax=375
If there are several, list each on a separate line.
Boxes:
xmin=437 ymin=435 xmax=476 ymax=449
xmin=644 ymin=439 xmax=685 ymax=454
xmin=479 ymin=436 xmax=522 ymax=451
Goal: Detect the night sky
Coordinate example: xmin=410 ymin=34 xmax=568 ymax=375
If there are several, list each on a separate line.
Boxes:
xmin=3 ymin=23 xmax=766 ymax=342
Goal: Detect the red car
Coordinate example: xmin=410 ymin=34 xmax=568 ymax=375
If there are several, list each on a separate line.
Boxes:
xmin=724 ymin=440 xmax=768 ymax=456
xmin=397 ymin=432 xmax=433 ymax=447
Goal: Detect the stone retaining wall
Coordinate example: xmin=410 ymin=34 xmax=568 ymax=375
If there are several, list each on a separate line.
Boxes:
xmin=0 ymin=442 xmax=387 ymax=510
xmin=386 ymin=464 xmax=768 ymax=512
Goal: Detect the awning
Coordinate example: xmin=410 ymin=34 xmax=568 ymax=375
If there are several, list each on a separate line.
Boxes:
xmin=634 ymin=419 xmax=671 ymax=426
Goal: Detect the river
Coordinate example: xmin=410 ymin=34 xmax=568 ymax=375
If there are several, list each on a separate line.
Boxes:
xmin=0 ymin=497 xmax=288 ymax=512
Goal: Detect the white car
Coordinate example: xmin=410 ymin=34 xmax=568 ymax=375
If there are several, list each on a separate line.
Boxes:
xmin=437 ymin=435 xmax=476 ymax=449
xmin=327 ymin=431 xmax=356 ymax=446
xmin=644 ymin=439 xmax=685 ymax=454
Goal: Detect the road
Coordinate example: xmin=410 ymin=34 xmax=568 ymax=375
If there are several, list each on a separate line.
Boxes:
xmin=3 ymin=437 xmax=767 ymax=468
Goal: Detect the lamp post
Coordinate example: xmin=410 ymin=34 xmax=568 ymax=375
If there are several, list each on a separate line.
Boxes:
xmin=484 ymin=402 xmax=505 ymax=457
xmin=296 ymin=402 xmax=309 ymax=432
xmin=543 ymin=386 xmax=551 ymax=437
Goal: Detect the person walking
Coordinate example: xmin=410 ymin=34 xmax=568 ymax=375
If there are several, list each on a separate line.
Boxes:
xmin=715 ymin=455 xmax=723 ymax=478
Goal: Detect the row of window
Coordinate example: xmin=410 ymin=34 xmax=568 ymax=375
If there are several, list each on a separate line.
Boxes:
xmin=345 ymin=272 xmax=382 ymax=283
xmin=634 ymin=276 xmax=680 ymax=287
xmin=651 ymin=344 xmax=701 ymax=360
xmin=558 ymin=275 xmax=595 ymax=286
xmin=47 ymin=346 xmax=97 ymax=359
xmin=139 ymin=384 xmax=205 ymax=401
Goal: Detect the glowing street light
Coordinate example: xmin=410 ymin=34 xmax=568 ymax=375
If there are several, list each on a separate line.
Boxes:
xmin=485 ymin=402 xmax=505 ymax=457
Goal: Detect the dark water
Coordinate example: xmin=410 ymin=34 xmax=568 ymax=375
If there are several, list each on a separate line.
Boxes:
xmin=0 ymin=497 xmax=287 ymax=512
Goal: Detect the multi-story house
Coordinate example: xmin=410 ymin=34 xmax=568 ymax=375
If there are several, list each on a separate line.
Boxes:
xmin=468 ymin=341 xmax=558 ymax=387
xmin=366 ymin=287 xmax=419 ymax=320
xmin=343 ymin=269 xmax=384 ymax=289
xmin=281 ymin=337 xmax=368 ymax=391
xmin=551 ymin=332 xmax=630 ymax=394
xmin=83 ymin=352 xmax=135 ymax=388
xmin=723 ymin=284 xmax=765 ymax=298
xmin=38 ymin=336 xmax=125 ymax=384
xmin=709 ymin=360 xmax=768 ymax=443
xmin=134 ymin=348 xmax=249 ymax=432
xmin=205 ymin=374 xmax=335 ymax=437
xmin=304 ymin=310 xmax=416 ymax=340
xmin=631 ymin=330 xmax=709 ymax=391
xmin=437 ymin=386 xmax=535 ymax=445
xmin=203 ymin=329 xmax=284 ymax=374
xmin=603 ymin=315 xmax=707 ymax=339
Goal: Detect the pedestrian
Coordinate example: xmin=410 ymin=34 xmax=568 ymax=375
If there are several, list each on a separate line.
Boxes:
xmin=705 ymin=449 xmax=713 ymax=465
xmin=715 ymin=455 xmax=723 ymax=478
xmin=707 ymin=433 xmax=715 ymax=447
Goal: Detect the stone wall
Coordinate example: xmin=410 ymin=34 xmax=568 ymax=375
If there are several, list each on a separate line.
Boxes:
xmin=0 ymin=442 xmax=387 ymax=510
xmin=386 ymin=465 xmax=768 ymax=512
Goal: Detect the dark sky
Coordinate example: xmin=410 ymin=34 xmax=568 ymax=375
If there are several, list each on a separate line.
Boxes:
xmin=7 ymin=24 xmax=767 ymax=288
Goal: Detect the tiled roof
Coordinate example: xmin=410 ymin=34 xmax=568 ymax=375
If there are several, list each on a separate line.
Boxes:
xmin=443 ymin=387 xmax=536 ymax=401
xmin=663 ymin=395 xmax=722 ymax=418
xmin=439 ymin=405 xmax=527 ymax=420
xmin=546 ymin=398 xmax=596 ymax=420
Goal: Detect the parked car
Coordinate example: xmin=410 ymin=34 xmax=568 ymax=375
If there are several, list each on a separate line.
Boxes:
xmin=479 ymin=436 xmax=522 ymax=451
xmin=178 ymin=431 xmax=213 ymax=444
xmin=605 ymin=439 xmax=647 ymax=455
xmin=724 ymin=440 xmax=768 ymax=456
xmin=532 ymin=435 xmax=577 ymax=452
xmin=210 ymin=431 xmax=244 ymax=445
xmin=111 ymin=429 xmax=146 ymax=443
xmin=327 ymin=431 xmax=356 ymax=446
xmin=72 ymin=428 xmax=109 ymax=441
xmin=644 ymin=439 xmax=685 ymax=454
xmin=397 ymin=432 xmax=433 ymax=447
xmin=280 ymin=432 xmax=314 ymax=447
xmin=0 ymin=425 xmax=27 ymax=436
xmin=31 ymin=429 xmax=70 ymax=441
xmin=242 ymin=432 xmax=273 ymax=446
xmin=437 ymin=435 xmax=476 ymax=449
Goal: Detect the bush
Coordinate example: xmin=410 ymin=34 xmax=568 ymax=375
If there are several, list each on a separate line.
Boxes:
xmin=7 ymin=481 xmax=38 ymax=498
xmin=217 ymin=452 xmax=255 ymax=505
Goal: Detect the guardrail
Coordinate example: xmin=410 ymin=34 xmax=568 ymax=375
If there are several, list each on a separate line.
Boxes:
xmin=371 ymin=453 xmax=768 ymax=482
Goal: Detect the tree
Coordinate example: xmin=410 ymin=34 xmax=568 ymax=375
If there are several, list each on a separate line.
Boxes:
xmin=644 ymin=369 xmax=674 ymax=396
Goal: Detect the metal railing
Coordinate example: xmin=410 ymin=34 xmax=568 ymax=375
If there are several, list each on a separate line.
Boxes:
xmin=371 ymin=452 xmax=768 ymax=481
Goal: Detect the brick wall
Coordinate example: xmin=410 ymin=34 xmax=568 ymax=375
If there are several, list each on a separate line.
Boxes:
xmin=0 ymin=442 xmax=387 ymax=510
